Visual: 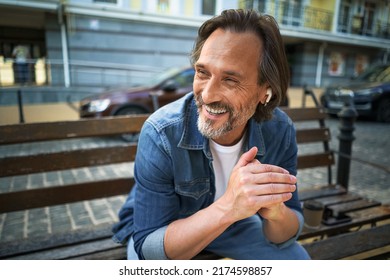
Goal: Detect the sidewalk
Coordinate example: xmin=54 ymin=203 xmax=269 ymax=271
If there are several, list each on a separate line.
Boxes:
xmin=0 ymin=102 xmax=79 ymax=125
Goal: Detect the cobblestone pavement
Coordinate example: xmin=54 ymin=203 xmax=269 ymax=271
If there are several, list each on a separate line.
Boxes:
xmin=0 ymin=117 xmax=389 ymax=244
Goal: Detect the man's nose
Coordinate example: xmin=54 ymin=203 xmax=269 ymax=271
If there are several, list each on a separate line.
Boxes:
xmin=201 ymin=77 xmax=222 ymax=104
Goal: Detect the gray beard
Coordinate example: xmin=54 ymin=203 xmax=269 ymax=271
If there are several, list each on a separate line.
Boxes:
xmin=197 ymin=116 xmax=233 ymax=139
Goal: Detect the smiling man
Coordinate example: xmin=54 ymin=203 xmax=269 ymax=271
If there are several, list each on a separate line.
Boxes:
xmin=113 ymin=9 xmax=310 ymax=260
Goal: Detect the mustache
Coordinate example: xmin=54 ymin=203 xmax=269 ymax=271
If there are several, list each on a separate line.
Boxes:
xmin=195 ymin=95 xmax=233 ymax=113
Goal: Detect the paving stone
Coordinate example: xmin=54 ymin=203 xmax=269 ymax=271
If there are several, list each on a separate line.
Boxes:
xmin=0 ymin=177 xmax=13 ymax=193
xmin=44 ymin=171 xmax=61 ymax=186
xmin=11 ymin=175 xmax=29 ymax=191
xmin=60 ymin=170 xmax=77 ymax=184
xmin=68 ymin=203 xmax=93 ymax=228
xmin=29 ymin=173 xmax=45 ymax=189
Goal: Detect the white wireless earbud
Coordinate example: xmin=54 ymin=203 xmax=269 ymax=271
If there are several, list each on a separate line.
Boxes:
xmin=264 ymin=88 xmax=272 ymax=106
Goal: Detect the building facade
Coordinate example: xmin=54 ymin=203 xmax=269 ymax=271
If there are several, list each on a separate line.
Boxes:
xmin=0 ymin=0 xmax=389 ymax=104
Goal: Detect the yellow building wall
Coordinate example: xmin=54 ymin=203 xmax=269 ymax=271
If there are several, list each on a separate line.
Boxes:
xmin=305 ymin=0 xmax=336 ymax=31
xmin=309 ymin=0 xmax=335 ymax=11
xmin=129 ymin=0 xmax=142 ymax=10
xmin=183 ymin=0 xmax=195 ymax=16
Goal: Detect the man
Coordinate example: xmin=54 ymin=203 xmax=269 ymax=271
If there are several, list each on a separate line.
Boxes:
xmin=113 ymin=9 xmax=310 ymax=260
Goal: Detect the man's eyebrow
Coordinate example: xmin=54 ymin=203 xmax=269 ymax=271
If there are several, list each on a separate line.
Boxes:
xmin=195 ymin=63 xmax=243 ymax=78
xmin=223 ymin=70 xmax=243 ymax=79
xmin=194 ymin=63 xmax=205 ymax=69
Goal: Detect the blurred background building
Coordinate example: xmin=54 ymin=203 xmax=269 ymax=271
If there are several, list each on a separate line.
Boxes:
xmin=0 ymin=0 xmax=389 ymax=104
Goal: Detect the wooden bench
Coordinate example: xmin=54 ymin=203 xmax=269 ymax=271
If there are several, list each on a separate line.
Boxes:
xmin=0 ymin=107 xmax=389 ymax=260
xmin=0 ymin=116 xmax=145 ymax=259
xmin=283 ymin=106 xmax=390 ymax=259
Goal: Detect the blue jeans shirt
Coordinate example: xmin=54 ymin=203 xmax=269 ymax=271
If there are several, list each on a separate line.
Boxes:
xmin=112 ymin=92 xmax=304 ymax=259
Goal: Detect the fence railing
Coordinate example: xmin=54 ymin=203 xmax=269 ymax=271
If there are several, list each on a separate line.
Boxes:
xmin=0 ymin=57 xmax=162 ymax=88
xmin=244 ymin=0 xmax=389 ymax=38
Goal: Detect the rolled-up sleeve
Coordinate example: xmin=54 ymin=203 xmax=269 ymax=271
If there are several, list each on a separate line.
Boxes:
xmin=141 ymin=226 xmax=169 ymax=259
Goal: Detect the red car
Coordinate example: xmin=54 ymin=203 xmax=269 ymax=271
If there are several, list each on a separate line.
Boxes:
xmin=79 ymin=66 xmax=195 ymax=119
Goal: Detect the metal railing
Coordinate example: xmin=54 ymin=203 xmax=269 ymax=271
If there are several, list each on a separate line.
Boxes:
xmin=243 ymin=0 xmax=389 ymax=38
xmin=0 ymin=57 xmax=162 ymax=88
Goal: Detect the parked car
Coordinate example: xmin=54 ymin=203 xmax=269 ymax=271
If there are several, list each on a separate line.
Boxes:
xmin=79 ymin=65 xmax=195 ymax=119
xmin=320 ymin=64 xmax=390 ymax=122
xmin=79 ymin=66 xmax=195 ymax=141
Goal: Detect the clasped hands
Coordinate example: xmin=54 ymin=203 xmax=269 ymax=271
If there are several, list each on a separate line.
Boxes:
xmin=217 ymin=146 xmax=297 ymax=223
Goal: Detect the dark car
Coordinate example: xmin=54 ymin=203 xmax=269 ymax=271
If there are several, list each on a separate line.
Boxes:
xmin=320 ymin=64 xmax=390 ymax=122
xmin=79 ymin=66 xmax=195 ymax=119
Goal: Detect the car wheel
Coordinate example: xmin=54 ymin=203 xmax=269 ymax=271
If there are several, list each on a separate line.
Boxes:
xmin=376 ymin=98 xmax=390 ymax=123
xmin=115 ymin=106 xmax=147 ymax=142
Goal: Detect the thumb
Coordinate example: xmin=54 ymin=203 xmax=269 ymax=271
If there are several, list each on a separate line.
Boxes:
xmin=236 ymin=146 xmax=258 ymax=168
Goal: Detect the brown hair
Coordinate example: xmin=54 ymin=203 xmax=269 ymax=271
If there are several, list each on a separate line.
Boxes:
xmin=191 ymin=9 xmax=289 ymax=122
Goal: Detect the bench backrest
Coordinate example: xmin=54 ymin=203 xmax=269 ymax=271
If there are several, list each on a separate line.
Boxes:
xmin=282 ymin=107 xmax=333 ymax=171
xmin=0 ymin=115 xmax=147 ymax=213
xmin=0 ymin=107 xmax=333 ymax=213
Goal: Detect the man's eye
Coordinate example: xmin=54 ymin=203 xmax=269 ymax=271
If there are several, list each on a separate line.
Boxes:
xmin=224 ymin=78 xmax=238 ymax=85
xmin=196 ymin=70 xmax=208 ymax=78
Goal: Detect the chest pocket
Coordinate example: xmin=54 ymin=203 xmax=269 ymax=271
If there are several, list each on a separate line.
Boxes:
xmin=175 ymin=178 xmax=211 ymax=216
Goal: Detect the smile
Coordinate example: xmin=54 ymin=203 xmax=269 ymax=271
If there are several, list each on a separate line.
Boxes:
xmin=205 ymin=105 xmax=228 ymax=115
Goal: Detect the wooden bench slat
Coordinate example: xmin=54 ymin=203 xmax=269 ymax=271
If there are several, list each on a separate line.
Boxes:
xmin=0 ymin=115 xmax=149 ymax=145
xmin=0 ymin=145 xmax=137 ymax=177
xmin=327 ymin=198 xmax=382 ymax=217
xmin=298 ymin=184 xmax=347 ymax=201
xmin=0 ymin=178 xmax=134 ymax=213
xmin=8 ymin=237 xmax=123 ymax=260
xmin=68 ymin=246 xmax=127 ymax=260
xmin=314 ymin=193 xmax=362 ymax=206
xmin=302 ymin=223 xmax=390 ymax=259
xmin=296 ymin=128 xmax=331 ymax=143
xmin=297 ymin=152 xmax=334 ymax=169
xmin=282 ymin=107 xmax=327 ymax=122
xmin=54 ymin=238 xmax=124 ymax=260
xmin=299 ymin=205 xmax=390 ymax=239
xmin=0 ymin=225 xmax=114 ymax=259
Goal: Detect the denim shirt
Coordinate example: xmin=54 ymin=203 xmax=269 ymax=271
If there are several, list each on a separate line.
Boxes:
xmin=112 ymin=92 xmax=303 ymax=259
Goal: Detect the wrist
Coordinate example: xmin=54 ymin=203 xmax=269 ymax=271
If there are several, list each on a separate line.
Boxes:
xmin=258 ymin=202 xmax=288 ymax=222
xmin=211 ymin=198 xmax=237 ymax=227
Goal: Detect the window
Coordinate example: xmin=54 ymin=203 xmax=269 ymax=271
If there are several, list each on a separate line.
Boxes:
xmin=362 ymin=2 xmax=376 ymax=35
xmin=281 ymin=0 xmax=302 ymax=26
xmin=93 ymin=0 xmax=117 ymax=3
xmin=338 ymin=0 xmax=352 ymax=33
xmin=202 ymin=0 xmax=216 ymax=15
xmin=244 ymin=0 xmax=266 ymax=13
xmin=158 ymin=0 xmax=169 ymax=13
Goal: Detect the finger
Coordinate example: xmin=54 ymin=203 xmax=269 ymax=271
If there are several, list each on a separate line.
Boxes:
xmin=235 ymin=146 xmax=258 ymax=169
xmin=237 ymin=169 xmax=296 ymax=187
xmin=243 ymin=183 xmax=296 ymax=197
xmin=246 ymin=163 xmax=290 ymax=175
xmin=255 ymin=172 xmax=297 ymax=184
xmin=247 ymin=159 xmax=261 ymax=166
xmin=253 ymin=192 xmax=293 ymax=207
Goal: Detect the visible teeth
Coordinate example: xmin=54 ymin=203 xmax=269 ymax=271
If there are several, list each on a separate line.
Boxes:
xmin=205 ymin=105 xmax=227 ymax=115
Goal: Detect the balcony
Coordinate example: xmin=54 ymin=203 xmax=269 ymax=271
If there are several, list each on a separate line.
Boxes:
xmin=246 ymin=1 xmax=388 ymax=40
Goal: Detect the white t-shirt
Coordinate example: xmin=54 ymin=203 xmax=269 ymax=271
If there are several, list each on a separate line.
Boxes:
xmin=209 ymin=136 xmax=245 ymax=201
